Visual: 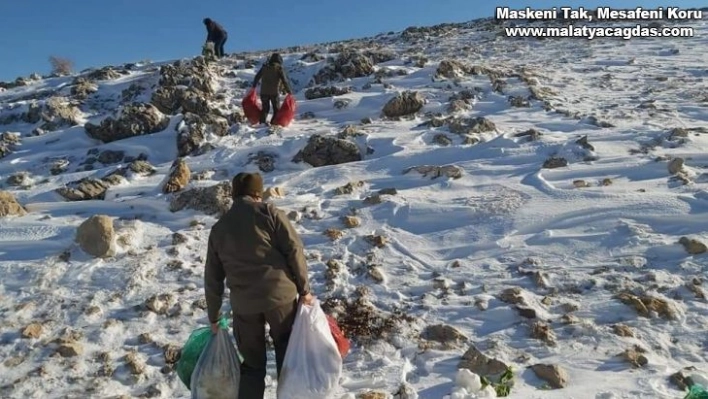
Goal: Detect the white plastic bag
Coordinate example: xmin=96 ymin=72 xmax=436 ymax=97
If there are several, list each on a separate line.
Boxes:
xmin=190 ymin=327 xmax=241 ymax=399
xmin=277 ymin=299 xmax=343 ymax=399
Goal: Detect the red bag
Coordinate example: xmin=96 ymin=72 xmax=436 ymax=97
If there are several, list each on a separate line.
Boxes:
xmin=272 ymin=94 xmax=296 ymax=127
xmin=326 ymin=314 xmax=350 ymax=358
xmin=242 ymin=88 xmax=262 ymax=125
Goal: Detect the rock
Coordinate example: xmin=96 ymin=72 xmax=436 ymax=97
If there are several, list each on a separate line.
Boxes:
xmin=620 ymin=345 xmax=648 ymax=368
xmin=176 ymin=113 xmax=206 ymax=157
xmin=668 ymin=157 xmax=685 ymax=175
xmin=0 ymin=191 xmax=26 ymax=217
xmin=6 ymin=172 xmax=30 ymax=187
xmin=304 ymin=86 xmax=352 ymax=100
xmin=357 ymin=392 xmax=388 ymax=399
xmin=669 ymin=128 xmax=689 ymax=140
xmin=435 ymin=60 xmax=467 ymax=79
xmin=97 ymin=150 xmax=125 ymax=165
xmin=76 ymin=215 xmax=115 ymax=258
xmin=57 ymin=341 xmax=83 ymax=357
xmin=615 ymin=291 xmax=677 ymax=320
xmin=84 ymin=103 xmax=169 ymax=143
xmin=292 ymin=134 xmax=362 ymax=167
xmin=128 ymin=160 xmax=156 ymax=176
xmin=576 ymin=135 xmax=595 ymax=151
xmin=86 ymin=67 xmax=123 ymax=81
xmin=613 ymin=324 xmax=634 ymax=337
xmin=509 ymin=96 xmax=530 ymax=107
xmin=515 ymin=128 xmax=542 ymax=141
xmin=432 ymin=133 xmax=452 ymax=146
xmin=71 ymin=78 xmax=98 ymax=99
xmin=393 ymin=382 xmax=418 ymax=399
xmin=447 ymin=116 xmax=497 ymax=134
xmin=335 ymin=181 xmax=365 ymax=195
xmin=363 ymin=194 xmax=382 ymax=205
xmin=169 ymin=181 xmax=232 ymax=216
xmin=420 ymin=324 xmax=467 ymax=345
xmin=163 ymin=344 xmax=181 ymax=364
xmin=679 ymin=236 xmax=707 ymax=255
xmin=365 ymin=234 xmax=388 ymax=248
xmin=125 ymin=351 xmax=146 ymax=375
xmin=670 ymin=366 xmax=698 ymax=391
xmin=263 ymin=187 xmax=285 ymax=201
xmin=458 ymin=345 xmax=511 ymax=384
xmin=382 ymin=91 xmax=424 ymax=118
xmin=531 ymin=322 xmax=556 ymax=346
xmin=378 ymin=188 xmax=397 ymax=195
xmin=312 ymin=50 xmax=375 ymax=84
xmin=38 ymin=97 xmax=80 ymax=132
xmin=601 ymin=178 xmax=613 ymax=186
xmin=145 ymin=293 xmax=176 ymax=315
xmin=163 ymin=158 xmax=190 ymax=193
xmin=248 ymin=151 xmax=277 ymax=173
xmin=403 ymin=164 xmax=463 ymax=180
xmin=151 ymin=86 xmax=185 ymax=115
xmin=448 ymin=99 xmax=470 ymax=113
xmin=342 ymin=216 xmax=361 ymax=228
xmin=56 ymin=178 xmax=113 ymax=201
xmin=531 ymin=364 xmax=569 ymax=389
xmin=324 ymin=228 xmax=344 ymax=241
xmin=543 ymin=157 xmax=568 ymax=169
xmin=287 ymin=211 xmax=302 ymax=222
xmin=21 ymin=323 xmax=42 ymax=339
xmin=573 ymin=180 xmax=590 ymax=188
xmin=158 ymin=59 xmax=214 ymax=96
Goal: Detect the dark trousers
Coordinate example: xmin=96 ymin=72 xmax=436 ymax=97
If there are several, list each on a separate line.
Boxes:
xmin=260 ymin=94 xmax=280 ymax=124
xmin=233 ymin=300 xmax=297 ymax=399
xmin=214 ymin=36 xmax=227 ymax=58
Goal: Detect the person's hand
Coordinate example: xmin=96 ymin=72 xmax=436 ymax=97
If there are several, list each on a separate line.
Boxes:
xmin=211 ymin=322 xmax=219 ymax=334
xmin=299 ymin=292 xmax=315 ymax=306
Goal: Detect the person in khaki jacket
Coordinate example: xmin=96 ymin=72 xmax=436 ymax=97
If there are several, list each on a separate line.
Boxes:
xmin=252 ymin=53 xmax=293 ymax=125
xmin=204 ymin=172 xmax=314 ymax=399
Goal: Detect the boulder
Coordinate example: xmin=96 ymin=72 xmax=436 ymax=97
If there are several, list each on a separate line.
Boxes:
xmin=531 ymin=364 xmax=569 ymax=389
xmin=84 ymin=103 xmax=170 ymax=143
xmin=163 ymin=158 xmax=191 ymax=193
xmin=0 ymin=191 xmax=26 ymax=217
xmin=76 ymin=215 xmax=116 ymax=258
xmin=292 ymin=134 xmax=362 ymax=167
xmin=169 ymin=181 xmax=232 ymax=216
xmin=304 ymin=86 xmax=352 ymax=100
xmin=312 ymin=50 xmax=375 ymax=84
xmin=382 ymin=91 xmax=424 ymax=118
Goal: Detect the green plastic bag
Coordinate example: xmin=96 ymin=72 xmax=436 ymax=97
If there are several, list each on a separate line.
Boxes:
xmin=177 ymin=318 xmax=229 ymax=390
xmin=685 ymin=384 xmax=708 ymax=399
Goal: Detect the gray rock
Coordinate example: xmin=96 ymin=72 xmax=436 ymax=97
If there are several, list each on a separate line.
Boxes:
xmin=292 ymin=134 xmax=362 ymax=167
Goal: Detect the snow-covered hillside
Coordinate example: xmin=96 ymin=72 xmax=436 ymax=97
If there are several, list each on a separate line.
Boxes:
xmin=1 ymin=15 xmax=708 ymax=399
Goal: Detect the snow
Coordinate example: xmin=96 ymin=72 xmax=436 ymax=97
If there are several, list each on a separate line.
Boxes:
xmin=2 ymin=14 xmax=708 ymax=399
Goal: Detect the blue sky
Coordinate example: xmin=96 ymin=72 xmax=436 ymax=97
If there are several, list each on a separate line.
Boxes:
xmin=0 ymin=0 xmax=704 ymax=81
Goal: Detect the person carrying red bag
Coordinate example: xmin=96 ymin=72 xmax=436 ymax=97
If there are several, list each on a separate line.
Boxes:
xmin=251 ymin=53 xmax=293 ymax=125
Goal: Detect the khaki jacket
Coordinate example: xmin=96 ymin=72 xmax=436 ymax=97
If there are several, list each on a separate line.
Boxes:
xmin=253 ymin=63 xmax=292 ymax=96
xmin=204 ymin=197 xmax=310 ymax=321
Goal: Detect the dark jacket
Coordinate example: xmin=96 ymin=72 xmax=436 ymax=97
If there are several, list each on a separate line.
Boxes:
xmin=205 ymin=20 xmax=227 ymax=42
xmin=204 ymin=196 xmax=310 ymax=321
xmin=253 ymin=55 xmax=292 ymax=96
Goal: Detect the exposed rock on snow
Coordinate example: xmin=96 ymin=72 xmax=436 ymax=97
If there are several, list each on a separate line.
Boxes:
xmin=56 ymin=176 xmax=120 ymax=201
xmin=615 ymin=291 xmax=678 ymax=320
xmin=263 ymin=186 xmax=285 ymax=201
xmin=382 ymin=91 xmax=424 ymax=118
xmin=403 ymin=164 xmax=463 ymax=179
xmin=458 ymin=345 xmax=511 ymax=385
xmin=84 ymin=103 xmax=169 ymax=143
xmin=75 ymin=215 xmax=116 ymax=258
xmin=248 ymin=151 xmax=277 ymax=173
xmin=169 ymin=181 xmax=232 ymax=216
xmin=21 ymin=323 xmax=43 ymax=339
xmin=0 ymin=132 xmax=20 ymax=159
xmin=71 ymin=77 xmax=98 ymax=99
xmin=86 ymin=66 xmax=126 ymax=81
xmin=312 ymin=50 xmax=375 ymax=84
xmin=530 ymin=364 xmax=569 ymax=389
xmin=292 ymin=134 xmax=362 ymax=167
xmin=543 ymin=157 xmax=568 ymax=169
xmin=0 ymin=191 xmax=26 ymax=217
xmin=162 ymin=158 xmax=191 ymax=193
xmin=420 ymin=324 xmax=468 ymax=347
xmin=304 ymin=86 xmax=352 ymax=100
